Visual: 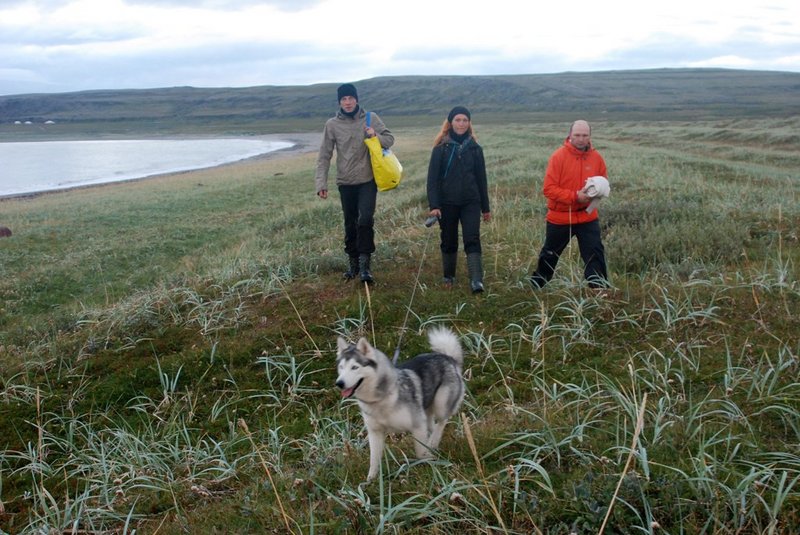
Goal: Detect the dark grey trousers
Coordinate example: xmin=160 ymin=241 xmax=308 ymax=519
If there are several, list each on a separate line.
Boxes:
xmin=339 ymin=180 xmax=377 ymax=257
xmin=438 ymin=202 xmax=482 ymax=255
xmin=531 ymin=220 xmax=608 ymax=288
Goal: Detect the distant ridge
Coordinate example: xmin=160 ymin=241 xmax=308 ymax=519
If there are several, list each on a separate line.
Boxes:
xmin=1 ymin=68 xmax=799 ymax=125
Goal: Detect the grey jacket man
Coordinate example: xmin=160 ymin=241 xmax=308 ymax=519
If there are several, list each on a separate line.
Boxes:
xmin=315 ymin=108 xmax=394 ymax=193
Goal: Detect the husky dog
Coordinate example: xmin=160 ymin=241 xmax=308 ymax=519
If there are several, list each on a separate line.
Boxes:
xmin=335 ymin=327 xmax=465 ymax=481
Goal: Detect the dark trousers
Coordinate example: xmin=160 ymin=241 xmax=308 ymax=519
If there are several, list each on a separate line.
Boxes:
xmin=531 ymin=220 xmax=608 ymax=288
xmin=439 ymin=203 xmax=482 ymax=255
xmin=339 ymin=181 xmax=377 ymax=257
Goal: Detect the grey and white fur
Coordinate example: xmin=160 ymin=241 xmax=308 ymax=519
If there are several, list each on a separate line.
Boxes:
xmin=335 ymin=327 xmax=465 ymax=481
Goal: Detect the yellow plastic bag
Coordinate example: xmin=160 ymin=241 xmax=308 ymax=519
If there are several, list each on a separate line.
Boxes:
xmin=364 ymin=136 xmax=403 ymax=191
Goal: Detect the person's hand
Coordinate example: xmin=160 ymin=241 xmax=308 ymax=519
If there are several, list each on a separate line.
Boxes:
xmin=429 ymin=208 xmax=441 ymax=218
xmin=318 ymin=189 xmax=328 ymax=199
xmin=482 ymin=212 xmax=492 ymax=222
xmin=365 ymin=126 xmax=376 ymax=138
xmin=576 ymin=190 xmax=590 ymax=204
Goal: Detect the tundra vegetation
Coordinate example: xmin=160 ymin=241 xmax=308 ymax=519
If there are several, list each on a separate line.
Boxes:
xmin=0 ymin=116 xmax=798 ymax=534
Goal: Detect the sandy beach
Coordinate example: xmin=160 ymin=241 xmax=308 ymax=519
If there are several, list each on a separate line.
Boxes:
xmin=246 ymin=132 xmax=321 ymax=160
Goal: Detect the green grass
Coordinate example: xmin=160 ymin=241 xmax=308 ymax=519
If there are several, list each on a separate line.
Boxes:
xmin=0 ymin=117 xmax=799 ymax=534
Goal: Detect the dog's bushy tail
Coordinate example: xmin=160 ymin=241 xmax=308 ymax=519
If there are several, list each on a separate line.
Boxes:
xmin=428 ymin=327 xmax=463 ymax=368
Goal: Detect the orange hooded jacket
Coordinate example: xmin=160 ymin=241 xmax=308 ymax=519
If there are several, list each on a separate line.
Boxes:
xmin=542 ymin=137 xmax=608 ymax=225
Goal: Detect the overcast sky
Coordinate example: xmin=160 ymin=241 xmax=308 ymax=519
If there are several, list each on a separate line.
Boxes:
xmin=2 ymin=0 xmax=799 ymax=96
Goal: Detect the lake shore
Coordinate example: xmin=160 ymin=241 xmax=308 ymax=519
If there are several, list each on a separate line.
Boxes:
xmin=241 ymin=132 xmax=321 ymax=162
xmin=0 ymin=131 xmax=322 ymax=202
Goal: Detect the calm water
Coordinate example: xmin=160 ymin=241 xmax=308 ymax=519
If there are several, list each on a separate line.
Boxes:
xmin=0 ymin=138 xmax=293 ymax=197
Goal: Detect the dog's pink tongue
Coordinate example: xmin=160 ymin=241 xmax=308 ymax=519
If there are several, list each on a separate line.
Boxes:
xmin=341 ymin=387 xmax=355 ymax=398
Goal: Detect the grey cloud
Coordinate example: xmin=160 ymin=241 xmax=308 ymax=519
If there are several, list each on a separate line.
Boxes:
xmin=2 ymin=0 xmax=71 ymax=6
xmin=0 ymin=26 xmax=145 ymax=49
xmin=596 ymin=33 xmax=800 ymax=69
xmin=393 ymin=45 xmax=492 ymax=63
xmin=126 ymin=0 xmax=321 ymax=10
xmin=428 ymin=33 xmax=800 ymax=77
xmin=1 ymin=0 xmax=322 ymax=10
xmin=0 ymin=39 xmax=366 ymax=94
xmin=380 ymin=34 xmax=800 ymax=82
xmin=388 ymin=46 xmax=564 ymax=77
xmin=2 ymin=2 xmax=798 ymax=96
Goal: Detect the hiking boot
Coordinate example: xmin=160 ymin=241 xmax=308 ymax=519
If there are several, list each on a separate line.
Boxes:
xmin=359 ymin=254 xmax=374 ymax=284
xmin=467 ymin=252 xmax=484 ymax=294
xmin=343 ymin=256 xmax=359 ymax=280
xmin=442 ymin=253 xmax=457 ymax=288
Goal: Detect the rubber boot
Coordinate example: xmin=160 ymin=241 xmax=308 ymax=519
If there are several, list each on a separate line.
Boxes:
xmin=359 ymin=254 xmax=374 ymax=284
xmin=442 ymin=253 xmax=457 ymax=288
xmin=343 ymin=256 xmax=359 ymax=280
xmin=466 ymin=252 xmax=484 ymax=294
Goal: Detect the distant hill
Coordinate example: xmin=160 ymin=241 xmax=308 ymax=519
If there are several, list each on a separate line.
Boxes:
xmin=1 ymin=68 xmax=799 ymax=127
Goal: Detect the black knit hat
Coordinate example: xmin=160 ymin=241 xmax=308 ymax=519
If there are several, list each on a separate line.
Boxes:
xmin=337 ymin=83 xmax=358 ymax=102
xmin=447 ymin=106 xmax=471 ymax=123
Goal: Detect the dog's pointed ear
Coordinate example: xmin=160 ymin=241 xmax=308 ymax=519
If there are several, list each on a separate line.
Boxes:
xmin=337 ymin=337 xmax=349 ymax=354
xmin=356 ymin=337 xmax=375 ymax=359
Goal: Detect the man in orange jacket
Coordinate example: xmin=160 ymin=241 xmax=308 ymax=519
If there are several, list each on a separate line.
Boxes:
xmin=530 ymin=120 xmax=609 ymax=289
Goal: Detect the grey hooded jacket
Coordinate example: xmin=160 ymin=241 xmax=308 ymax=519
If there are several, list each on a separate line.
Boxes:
xmin=315 ymin=107 xmax=394 ymax=193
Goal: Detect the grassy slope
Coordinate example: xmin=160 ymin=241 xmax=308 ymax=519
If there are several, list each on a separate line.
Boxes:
xmin=0 ymin=117 xmax=799 ymax=533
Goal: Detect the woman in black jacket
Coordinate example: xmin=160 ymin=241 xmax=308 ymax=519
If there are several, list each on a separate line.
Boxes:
xmin=426 ymin=106 xmax=491 ymax=293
